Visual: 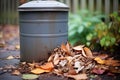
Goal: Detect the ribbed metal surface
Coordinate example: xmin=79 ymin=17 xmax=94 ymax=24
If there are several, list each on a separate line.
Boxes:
xmin=18 ymin=1 xmax=69 ymax=62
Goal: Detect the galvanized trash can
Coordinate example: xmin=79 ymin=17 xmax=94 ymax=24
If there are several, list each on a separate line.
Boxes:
xmin=18 ymin=0 xmax=69 ymax=62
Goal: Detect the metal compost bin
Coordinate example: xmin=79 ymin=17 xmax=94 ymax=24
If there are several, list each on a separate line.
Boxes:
xmin=18 ymin=0 xmax=69 ymax=62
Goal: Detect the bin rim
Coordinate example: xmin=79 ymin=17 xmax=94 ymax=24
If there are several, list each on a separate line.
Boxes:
xmin=18 ymin=1 xmax=69 ymax=11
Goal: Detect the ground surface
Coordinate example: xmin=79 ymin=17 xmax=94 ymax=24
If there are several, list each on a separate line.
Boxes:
xmin=0 ymin=25 xmax=120 ymax=80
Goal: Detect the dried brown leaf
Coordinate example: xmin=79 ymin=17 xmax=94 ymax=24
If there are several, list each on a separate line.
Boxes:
xmin=48 ymin=54 xmax=54 ymax=62
xmin=94 ymin=57 xmax=105 ymax=65
xmin=53 ymin=69 xmax=63 ymax=75
xmin=66 ymin=42 xmax=71 ymax=55
xmin=28 ymin=63 xmax=35 ymax=68
xmin=53 ymin=53 xmax=60 ymax=65
xmin=92 ymin=67 xmax=106 ymax=74
xmin=40 ymin=62 xmax=54 ymax=70
xmin=65 ymin=56 xmax=73 ymax=64
xmin=105 ymin=59 xmax=120 ymax=66
xmin=61 ymin=43 xmax=71 ymax=55
xmin=12 ymin=70 xmax=21 ymax=76
xmin=31 ymin=68 xmax=50 ymax=74
xmin=59 ymin=59 xmax=68 ymax=67
xmin=83 ymin=47 xmax=94 ymax=58
xmin=68 ymin=68 xmax=77 ymax=75
xmin=94 ymin=57 xmax=120 ymax=66
xmin=73 ymin=45 xmax=86 ymax=57
xmin=61 ymin=43 xmax=68 ymax=52
xmin=15 ymin=44 xmax=20 ymax=50
xmin=96 ymin=54 xmax=109 ymax=59
xmin=73 ymin=45 xmax=84 ymax=50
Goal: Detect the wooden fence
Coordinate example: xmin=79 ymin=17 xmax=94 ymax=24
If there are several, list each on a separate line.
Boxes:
xmin=0 ymin=0 xmax=119 ymax=25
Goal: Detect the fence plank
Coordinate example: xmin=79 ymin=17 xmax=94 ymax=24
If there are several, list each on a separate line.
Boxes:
xmin=0 ymin=0 xmax=119 ymax=25
xmin=105 ymin=0 xmax=110 ymax=22
xmin=88 ymin=0 xmax=94 ymax=12
xmin=113 ymin=0 xmax=118 ymax=12
xmin=16 ymin=0 xmax=19 ymax=24
xmin=3 ymin=0 xmax=6 ymax=24
xmin=65 ymin=0 xmax=71 ymax=12
xmin=7 ymin=0 xmax=10 ymax=24
xmin=73 ymin=0 xmax=79 ymax=13
xmin=80 ymin=0 xmax=87 ymax=10
xmin=0 ymin=0 xmax=2 ymax=24
xmin=11 ymin=0 xmax=14 ymax=24
xmin=96 ymin=0 xmax=102 ymax=13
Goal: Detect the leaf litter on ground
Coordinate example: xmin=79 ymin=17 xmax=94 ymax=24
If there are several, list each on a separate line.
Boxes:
xmin=2 ymin=42 xmax=120 ymax=80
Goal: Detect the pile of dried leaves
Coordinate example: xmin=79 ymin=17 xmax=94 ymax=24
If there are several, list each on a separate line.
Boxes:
xmin=3 ymin=42 xmax=118 ymax=80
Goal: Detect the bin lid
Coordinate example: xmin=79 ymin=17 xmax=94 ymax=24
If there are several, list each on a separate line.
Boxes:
xmin=18 ymin=0 xmax=69 ymax=11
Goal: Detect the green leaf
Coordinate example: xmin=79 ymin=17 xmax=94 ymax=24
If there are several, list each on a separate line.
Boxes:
xmin=105 ymin=41 xmax=110 ymax=47
xmin=86 ymin=33 xmax=93 ymax=41
xmin=21 ymin=74 xmax=39 ymax=80
xmin=111 ymin=37 xmax=116 ymax=45
xmin=68 ymin=30 xmax=76 ymax=37
xmin=78 ymin=26 xmax=84 ymax=33
xmin=100 ymin=38 xmax=105 ymax=47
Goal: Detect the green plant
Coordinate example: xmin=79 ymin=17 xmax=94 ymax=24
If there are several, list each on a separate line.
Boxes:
xmin=94 ymin=12 xmax=120 ymax=52
xmin=68 ymin=10 xmax=104 ymax=46
xmin=68 ymin=10 xmax=120 ymax=53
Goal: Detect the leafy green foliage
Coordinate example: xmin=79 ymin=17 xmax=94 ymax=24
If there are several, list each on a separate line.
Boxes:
xmin=21 ymin=74 xmax=39 ymax=79
xmin=68 ymin=10 xmax=104 ymax=46
xmin=95 ymin=12 xmax=120 ymax=51
xmin=68 ymin=11 xmax=120 ymax=52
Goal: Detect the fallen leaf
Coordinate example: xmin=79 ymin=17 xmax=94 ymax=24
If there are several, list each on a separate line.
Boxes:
xmin=73 ymin=45 xmax=84 ymax=51
xmin=96 ymin=54 xmax=108 ymax=59
xmin=65 ymin=42 xmax=71 ymax=55
xmin=40 ymin=62 xmax=54 ymax=70
xmin=12 ymin=70 xmax=21 ymax=76
xmin=94 ymin=57 xmax=105 ymax=64
xmin=31 ymin=68 xmax=50 ymax=74
xmin=74 ymin=61 xmax=81 ymax=68
xmin=65 ymin=74 xmax=88 ymax=80
xmin=61 ymin=42 xmax=71 ymax=55
xmin=73 ymin=45 xmax=86 ymax=57
xmin=83 ymin=47 xmax=93 ymax=58
xmin=74 ymin=61 xmax=85 ymax=73
xmin=59 ymin=59 xmax=68 ymax=67
xmin=53 ymin=53 xmax=60 ymax=65
xmin=105 ymin=59 xmax=120 ymax=66
xmin=61 ymin=43 xmax=68 ymax=52
xmin=94 ymin=57 xmax=120 ymax=66
xmin=21 ymin=74 xmax=39 ymax=79
xmin=68 ymin=67 xmax=77 ymax=75
xmin=65 ymin=56 xmax=73 ymax=64
xmin=48 ymin=54 xmax=54 ymax=62
xmin=6 ymin=55 xmax=14 ymax=60
xmin=92 ymin=67 xmax=106 ymax=74
xmin=53 ymin=69 xmax=63 ymax=75
xmin=28 ymin=63 xmax=35 ymax=68
xmin=15 ymin=44 xmax=20 ymax=50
